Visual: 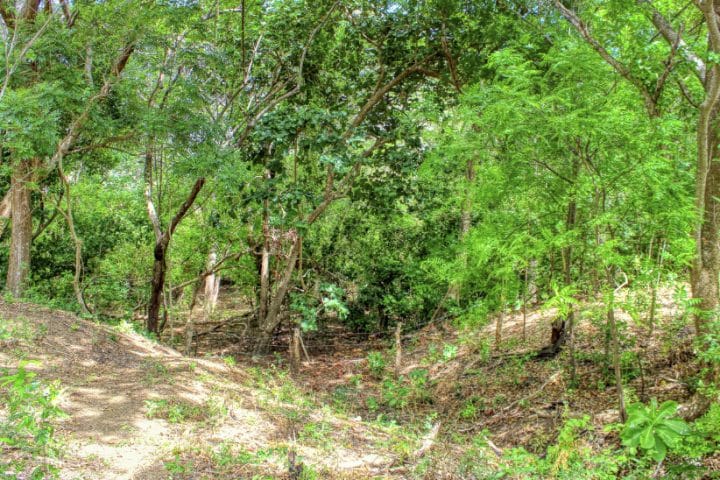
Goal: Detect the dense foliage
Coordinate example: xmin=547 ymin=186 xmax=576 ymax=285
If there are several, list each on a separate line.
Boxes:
xmin=1 ymin=0 xmax=720 ymax=478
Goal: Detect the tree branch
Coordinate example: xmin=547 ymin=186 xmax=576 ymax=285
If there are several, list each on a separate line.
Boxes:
xmin=552 ymin=0 xmax=658 ymax=116
xmin=677 ymin=77 xmax=700 ymax=108
xmin=46 ymin=43 xmax=135 ymax=173
xmin=234 ymin=3 xmax=339 ymax=147
xmin=652 ymin=22 xmax=683 ymax=103
xmin=168 ymin=178 xmax=206 ymax=236
xmin=144 ymin=150 xmax=162 ymax=240
xmin=638 ymin=0 xmax=706 ymax=82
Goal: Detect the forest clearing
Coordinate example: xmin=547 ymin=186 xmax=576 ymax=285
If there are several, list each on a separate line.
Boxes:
xmin=2 ymin=0 xmax=720 ymax=479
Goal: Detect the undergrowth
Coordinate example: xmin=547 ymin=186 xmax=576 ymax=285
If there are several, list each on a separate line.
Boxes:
xmin=0 ymin=362 xmax=65 ymax=479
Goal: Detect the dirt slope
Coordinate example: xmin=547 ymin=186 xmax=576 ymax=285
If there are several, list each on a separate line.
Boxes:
xmin=0 ymin=301 xmax=405 ymax=480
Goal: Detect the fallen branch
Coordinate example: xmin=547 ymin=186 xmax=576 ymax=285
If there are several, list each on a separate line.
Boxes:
xmin=413 ymin=422 xmax=441 ymax=460
xmin=481 ymin=434 xmax=504 ymax=458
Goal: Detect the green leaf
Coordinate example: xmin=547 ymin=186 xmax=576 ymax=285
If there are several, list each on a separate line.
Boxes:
xmin=639 ymin=428 xmax=656 ymax=449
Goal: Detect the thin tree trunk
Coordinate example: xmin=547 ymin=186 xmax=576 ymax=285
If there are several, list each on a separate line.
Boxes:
xmin=649 ymin=281 xmax=658 ymax=335
xmin=549 ymin=157 xmax=580 ymax=350
xmin=496 ymin=289 xmax=505 ymax=348
xmin=57 ymin=157 xmax=89 ymax=314
xmin=522 ymin=265 xmax=528 ymax=341
xmin=203 ymin=247 xmax=221 ymax=315
xmin=185 ymin=279 xmax=202 ymax=356
xmin=255 ymin=237 xmax=300 ymax=353
xmin=448 ymin=157 xmax=475 ymax=302
xmin=258 ymin=202 xmax=270 ymax=324
xmin=568 ymin=305 xmax=577 ymax=385
xmin=6 ymin=159 xmax=33 ymax=297
xmin=394 ymin=321 xmax=403 ymax=378
xmin=607 ymin=274 xmax=627 ymax=422
xmin=290 ymin=326 xmax=301 ymax=373
xmin=147 ymin=241 xmax=168 ymax=334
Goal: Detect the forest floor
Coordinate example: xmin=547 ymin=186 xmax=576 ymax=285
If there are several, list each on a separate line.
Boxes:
xmin=0 ymin=301 xmax=419 ymax=479
xmin=0 ymin=286 xmax=715 ymax=479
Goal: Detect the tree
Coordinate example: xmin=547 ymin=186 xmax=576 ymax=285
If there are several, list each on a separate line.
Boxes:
xmin=549 ymin=0 xmax=719 ymax=340
xmin=0 ymin=1 xmax=142 ymax=296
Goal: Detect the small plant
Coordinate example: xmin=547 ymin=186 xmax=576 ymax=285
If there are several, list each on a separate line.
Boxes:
xmin=141 ymin=359 xmax=172 ymax=385
xmin=164 ymin=453 xmax=193 ymax=477
xmin=222 ymin=355 xmax=237 ymax=367
xmin=460 ymin=397 xmax=485 ymax=420
xmin=381 ymin=378 xmax=410 ymax=410
xmin=300 ymin=420 xmax=333 ymax=449
xmin=367 ymin=351 xmax=386 ymax=378
xmin=204 ymin=395 xmax=229 ymax=425
xmin=290 ymin=283 xmax=349 ymax=332
xmin=620 ymin=399 xmax=690 ymax=462
xmin=0 ymin=362 xmax=66 ymax=478
xmin=407 ymin=368 xmax=432 ymax=404
xmin=442 ymin=343 xmax=458 ymax=362
xmin=145 ymin=399 xmax=202 ymax=423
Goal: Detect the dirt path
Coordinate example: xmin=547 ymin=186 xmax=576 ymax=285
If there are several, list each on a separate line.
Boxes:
xmin=0 ymin=301 xmax=403 ymax=479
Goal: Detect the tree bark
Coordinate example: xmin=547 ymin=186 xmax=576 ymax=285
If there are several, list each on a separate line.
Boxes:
xmin=691 ymin=113 xmax=720 ymax=335
xmin=6 ymin=159 xmax=33 ymax=297
xmin=203 ymin=247 xmax=221 ymax=315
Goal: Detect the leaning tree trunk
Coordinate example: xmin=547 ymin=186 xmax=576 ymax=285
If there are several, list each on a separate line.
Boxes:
xmin=6 ymin=159 xmax=34 ymax=297
xmin=145 ymin=178 xmax=205 ymax=335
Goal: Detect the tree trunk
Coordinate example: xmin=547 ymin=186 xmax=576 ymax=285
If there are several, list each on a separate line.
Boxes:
xmin=548 ymin=157 xmax=580 ymax=350
xmin=147 ymin=240 xmax=168 ymax=334
xmin=290 ymin=326 xmax=301 ymax=373
xmin=258 ymin=204 xmax=271 ymax=324
xmin=607 ymin=282 xmax=627 ymax=422
xmin=568 ymin=305 xmax=577 ymax=385
xmin=691 ymin=141 xmax=720 ymax=335
xmin=184 ymin=277 xmax=203 ymax=356
xmin=203 ymin=247 xmax=221 ymax=315
xmin=255 ymin=237 xmax=300 ymax=353
xmin=57 ymin=157 xmax=90 ymax=314
xmin=6 ymin=159 xmax=33 ymax=297
xmin=448 ymin=158 xmax=475 ymax=302
xmin=144 ymin=177 xmax=205 ymax=335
